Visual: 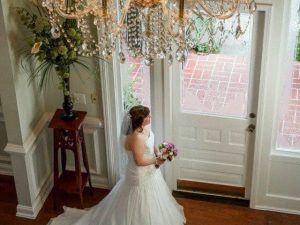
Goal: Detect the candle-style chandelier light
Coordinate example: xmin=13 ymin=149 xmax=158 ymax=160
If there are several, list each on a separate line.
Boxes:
xmin=42 ymin=0 xmax=257 ymax=65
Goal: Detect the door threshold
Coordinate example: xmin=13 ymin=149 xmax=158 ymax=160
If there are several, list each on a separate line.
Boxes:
xmin=173 ymin=190 xmax=250 ymax=207
xmin=177 ymin=180 xmax=245 ymax=198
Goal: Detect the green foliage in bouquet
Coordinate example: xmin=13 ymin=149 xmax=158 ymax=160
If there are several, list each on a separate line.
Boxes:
xmin=17 ymin=1 xmax=95 ymax=95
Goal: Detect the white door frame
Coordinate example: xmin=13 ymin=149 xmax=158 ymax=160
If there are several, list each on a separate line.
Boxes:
xmin=99 ymin=54 xmax=124 ymax=188
xmin=163 ymin=5 xmax=272 ymax=203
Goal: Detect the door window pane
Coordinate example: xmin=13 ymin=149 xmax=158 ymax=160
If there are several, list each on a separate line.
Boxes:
xmin=181 ymin=14 xmax=252 ymax=118
xmin=277 ymin=5 xmax=300 ymax=150
xmin=277 ymin=62 xmax=300 ymax=150
xmin=121 ymin=53 xmax=151 ymax=111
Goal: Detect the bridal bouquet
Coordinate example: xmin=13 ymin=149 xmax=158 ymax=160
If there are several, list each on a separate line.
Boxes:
xmin=158 ymin=142 xmax=178 ymax=161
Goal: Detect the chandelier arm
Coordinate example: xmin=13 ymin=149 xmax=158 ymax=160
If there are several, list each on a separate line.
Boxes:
xmin=102 ymin=0 xmax=108 ymax=16
xmin=117 ymin=0 xmax=132 ymax=30
xmin=197 ymin=0 xmax=240 ymax=20
xmin=54 ymin=6 xmax=94 ymax=19
xmin=179 ymin=0 xmax=184 ymax=20
xmin=192 ymin=9 xmax=204 ymax=20
xmin=192 ymin=4 xmax=214 ymax=19
xmin=161 ymin=0 xmax=168 ymax=17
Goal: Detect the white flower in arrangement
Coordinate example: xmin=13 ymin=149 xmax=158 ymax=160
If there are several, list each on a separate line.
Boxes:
xmin=31 ymin=42 xmax=42 ymax=54
xmin=162 ymin=154 xmax=168 ymax=160
xmin=158 ymin=141 xmax=178 ymax=163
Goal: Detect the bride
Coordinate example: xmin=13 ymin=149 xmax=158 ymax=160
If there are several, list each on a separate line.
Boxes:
xmin=48 ymin=105 xmax=186 ymax=225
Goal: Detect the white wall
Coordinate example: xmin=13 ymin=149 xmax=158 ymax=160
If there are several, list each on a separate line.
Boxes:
xmin=0 ymin=99 xmax=11 ymax=175
xmin=0 ymin=0 xmax=109 ymax=219
xmin=0 ymin=0 xmax=44 ymax=143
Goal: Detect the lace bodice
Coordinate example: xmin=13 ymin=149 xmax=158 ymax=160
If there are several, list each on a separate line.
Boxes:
xmin=125 ymin=130 xmax=158 ymax=185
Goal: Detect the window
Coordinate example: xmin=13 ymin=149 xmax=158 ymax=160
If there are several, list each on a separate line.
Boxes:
xmin=121 ymin=53 xmax=151 ymax=111
xmin=276 ymin=2 xmax=300 ymax=151
xmin=181 ymin=14 xmax=253 ymax=118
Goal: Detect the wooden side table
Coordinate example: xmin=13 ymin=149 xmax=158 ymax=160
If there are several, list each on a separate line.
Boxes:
xmin=49 ymin=109 xmax=93 ymax=209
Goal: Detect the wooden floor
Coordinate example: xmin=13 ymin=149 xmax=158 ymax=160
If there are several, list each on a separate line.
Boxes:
xmin=1 ymin=175 xmax=300 ymax=225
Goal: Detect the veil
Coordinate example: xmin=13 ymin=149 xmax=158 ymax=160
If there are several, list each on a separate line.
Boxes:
xmin=117 ymin=112 xmax=133 ymax=180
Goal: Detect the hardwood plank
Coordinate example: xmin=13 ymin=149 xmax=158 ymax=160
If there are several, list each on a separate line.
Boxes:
xmin=178 ymin=179 xmax=245 ymax=197
xmin=1 ymin=175 xmax=300 ymax=225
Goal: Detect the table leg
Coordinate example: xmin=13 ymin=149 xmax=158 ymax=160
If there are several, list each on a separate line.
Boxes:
xmin=53 ymin=130 xmax=60 ymax=210
xmin=61 ymin=148 xmax=66 ymax=173
xmin=80 ymin=127 xmax=93 ymax=195
xmin=74 ymin=139 xmax=84 ymax=208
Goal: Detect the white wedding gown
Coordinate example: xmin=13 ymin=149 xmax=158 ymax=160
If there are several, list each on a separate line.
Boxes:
xmin=48 ymin=131 xmax=186 ymax=225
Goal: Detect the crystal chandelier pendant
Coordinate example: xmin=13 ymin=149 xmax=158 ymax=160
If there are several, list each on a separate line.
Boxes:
xmin=235 ymin=25 xmax=242 ymax=39
xmin=167 ymin=54 xmax=173 ymax=65
xmin=119 ymin=52 xmax=126 ymax=63
xmin=126 ymin=6 xmax=142 ymax=58
xmin=175 ymin=47 xmax=187 ymax=62
xmin=124 ymin=1 xmax=170 ymax=65
xmin=144 ymin=55 xmax=154 ymax=66
xmin=82 ymin=42 xmax=88 ymax=51
xmin=42 ymin=0 xmax=257 ymax=65
xmin=156 ymin=50 xmax=166 ymax=59
xmin=103 ymin=48 xmax=113 ymax=60
xmin=249 ymin=0 xmax=257 ymax=13
xmin=51 ymin=24 xmax=61 ymax=39
xmin=218 ymin=21 xmax=224 ymax=32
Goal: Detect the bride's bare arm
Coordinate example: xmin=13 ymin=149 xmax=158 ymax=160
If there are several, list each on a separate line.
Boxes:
xmin=154 ymin=146 xmax=159 ymax=157
xmin=131 ymin=134 xmax=163 ymax=167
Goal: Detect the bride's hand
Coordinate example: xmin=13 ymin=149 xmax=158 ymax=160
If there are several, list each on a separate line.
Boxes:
xmin=155 ymin=157 xmax=165 ymax=165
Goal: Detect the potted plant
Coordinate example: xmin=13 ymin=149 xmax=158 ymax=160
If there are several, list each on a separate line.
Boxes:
xmin=17 ymin=0 xmax=97 ymax=121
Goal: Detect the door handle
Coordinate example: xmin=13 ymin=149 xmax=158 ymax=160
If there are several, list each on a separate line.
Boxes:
xmin=249 ymin=113 xmax=256 ymax=118
xmin=247 ymin=124 xmax=256 ymax=133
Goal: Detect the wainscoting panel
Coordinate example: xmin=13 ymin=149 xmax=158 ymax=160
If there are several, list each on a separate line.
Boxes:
xmin=30 ymin=130 xmax=51 ymax=197
xmin=4 ymin=112 xmax=108 ymax=219
xmin=54 ymin=115 xmax=108 ymax=189
xmin=0 ymin=111 xmax=11 ymax=175
xmin=259 ymin=155 xmax=300 ymax=214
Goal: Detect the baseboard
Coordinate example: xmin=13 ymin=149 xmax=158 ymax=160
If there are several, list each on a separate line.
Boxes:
xmin=177 ymin=179 xmax=245 ymax=198
xmin=16 ymin=174 xmax=53 ymax=219
xmin=90 ymin=175 xmax=109 ymax=189
xmin=173 ymin=190 xmax=250 ymax=207
xmin=254 ymin=205 xmax=300 ymax=216
xmin=16 ymin=205 xmax=37 ymax=219
xmin=0 ymin=162 xmax=13 ymax=176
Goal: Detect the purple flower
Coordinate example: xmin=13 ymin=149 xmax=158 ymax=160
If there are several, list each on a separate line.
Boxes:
xmin=158 ymin=141 xmax=179 ymax=159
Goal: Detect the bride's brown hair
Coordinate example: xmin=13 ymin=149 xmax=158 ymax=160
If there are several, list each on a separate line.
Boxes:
xmin=129 ymin=105 xmax=150 ymax=133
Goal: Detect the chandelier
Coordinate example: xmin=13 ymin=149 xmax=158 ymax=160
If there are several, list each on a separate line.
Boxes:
xmin=42 ymin=0 xmax=257 ymax=65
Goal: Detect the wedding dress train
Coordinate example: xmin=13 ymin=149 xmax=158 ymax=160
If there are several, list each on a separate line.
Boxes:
xmin=48 ymin=131 xmax=186 ymax=225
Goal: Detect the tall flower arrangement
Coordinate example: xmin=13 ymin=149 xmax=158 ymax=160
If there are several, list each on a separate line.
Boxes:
xmin=17 ymin=0 xmax=96 ymax=120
